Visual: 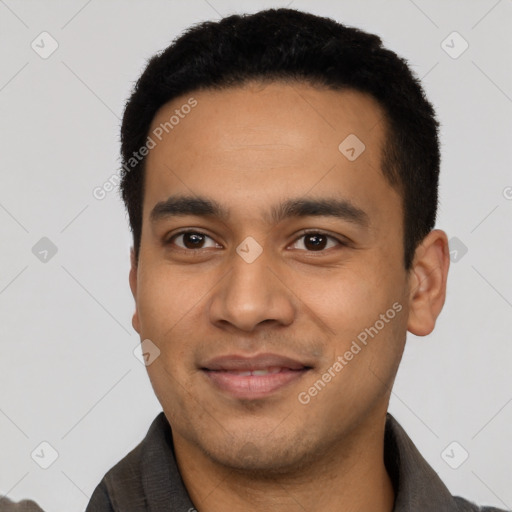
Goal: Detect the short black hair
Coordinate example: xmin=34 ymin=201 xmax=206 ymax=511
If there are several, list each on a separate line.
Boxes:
xmin=120 ymin=8 xmax=440 ymax=269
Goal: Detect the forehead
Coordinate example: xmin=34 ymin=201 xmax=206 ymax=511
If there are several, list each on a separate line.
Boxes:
xmin=148 ymin=81 xmax=386 ymax=159
xmin=143 ymin=82 xmax=395 ymax=222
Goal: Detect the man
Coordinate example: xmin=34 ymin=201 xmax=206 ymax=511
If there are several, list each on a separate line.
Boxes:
xmin=85 ymin=8 xmax=505 ymax=512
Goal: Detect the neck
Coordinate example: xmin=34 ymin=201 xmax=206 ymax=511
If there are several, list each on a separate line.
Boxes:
xmin=172 ymin=413 xmax=395 ymax=512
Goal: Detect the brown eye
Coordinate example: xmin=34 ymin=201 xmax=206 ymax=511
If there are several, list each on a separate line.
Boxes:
xmin=169 ymin=231 xmax=218 ymax=250
xmin=303 ymin=233 xmax=328 ymax=251
xmin=290 ymin=232 xmax=342 ymax=252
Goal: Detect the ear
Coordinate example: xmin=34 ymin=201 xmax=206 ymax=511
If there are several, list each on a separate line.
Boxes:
xmin=407 ymin=229 xmax=450 ymax=336
xmin=129 ymin=247 xmax=141 ymax=334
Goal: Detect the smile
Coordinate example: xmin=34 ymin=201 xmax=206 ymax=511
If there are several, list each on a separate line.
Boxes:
xmin=201 ymin=354 xmax=312 ymax=399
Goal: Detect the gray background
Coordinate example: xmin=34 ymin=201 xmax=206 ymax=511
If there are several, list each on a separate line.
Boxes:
xmin=1 ymin=0 xmax=511 ymax=510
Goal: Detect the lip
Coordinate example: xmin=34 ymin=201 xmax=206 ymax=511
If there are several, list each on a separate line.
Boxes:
xmin=201 ymin=353 xmax=312 ymax=399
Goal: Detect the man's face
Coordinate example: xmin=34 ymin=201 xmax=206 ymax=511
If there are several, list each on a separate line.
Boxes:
xmin=130 ymin=82 xmax=411 ymax=472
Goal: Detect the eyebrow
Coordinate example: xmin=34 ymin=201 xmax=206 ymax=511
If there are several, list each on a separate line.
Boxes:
xmin=150 ymin=195 xmax=370 ymax=227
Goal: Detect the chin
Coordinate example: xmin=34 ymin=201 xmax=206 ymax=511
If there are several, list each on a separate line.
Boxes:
xmin=197 ymin=429 xmax=320 ymax=477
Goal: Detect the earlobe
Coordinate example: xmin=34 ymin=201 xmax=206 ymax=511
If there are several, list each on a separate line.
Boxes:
xmin=129 ymin=247 xmax=141 ymax=334
xmin=407 ymin=229 xmax=450 ymax=337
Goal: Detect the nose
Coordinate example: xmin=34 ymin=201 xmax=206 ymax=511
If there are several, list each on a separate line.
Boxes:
xmin=208 ymin=246 xmax=296 ymax=333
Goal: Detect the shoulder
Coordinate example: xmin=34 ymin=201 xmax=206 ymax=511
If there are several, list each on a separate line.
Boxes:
xmin=0 ymin=498 xmax=44 ymax=512
xmin=86 ymin=435 xmax=147 ymax=512
xmin=85 ymin=413 xmax=170 ymax=512
xmin=454 ymin=496 xmax=508 ymax=512
xmin=384 ymin=413 xmax=508 ymax=512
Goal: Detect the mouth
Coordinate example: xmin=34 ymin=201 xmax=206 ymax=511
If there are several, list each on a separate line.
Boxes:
xmin=201 ymin=353 xmax=313 ymax=400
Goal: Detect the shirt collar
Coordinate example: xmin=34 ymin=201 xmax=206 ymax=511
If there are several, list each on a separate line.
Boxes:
xmin=384 ymin=412 xmax=461 ymax=511
xmin=138 ymin=412 xmax=461 ymax=511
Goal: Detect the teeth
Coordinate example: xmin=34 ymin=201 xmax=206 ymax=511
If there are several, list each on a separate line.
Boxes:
xmin=230 ymin=367 xmax=284 ymax=376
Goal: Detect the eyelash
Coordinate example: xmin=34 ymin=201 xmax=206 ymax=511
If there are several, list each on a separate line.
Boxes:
xmin=166 ymin=229 xmax=347 ymax=252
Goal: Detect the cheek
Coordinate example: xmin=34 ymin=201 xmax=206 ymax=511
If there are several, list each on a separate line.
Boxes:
xmin=298 ymin=267 xmax=394 ymax=335
xmin=298 ymin=263 xmax=407 ymax=393
xmin=136 ymin=264 xmax=197 ymax=339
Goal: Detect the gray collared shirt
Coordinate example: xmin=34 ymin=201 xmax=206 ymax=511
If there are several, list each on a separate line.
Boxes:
xmin=84 ymin=412 xmax=507 ymax=512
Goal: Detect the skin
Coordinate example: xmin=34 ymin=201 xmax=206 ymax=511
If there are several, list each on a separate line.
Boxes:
xmin=129 ymin=81 xmax=450 ymax=512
